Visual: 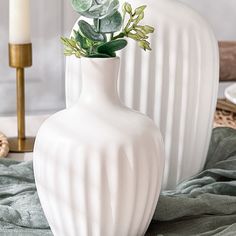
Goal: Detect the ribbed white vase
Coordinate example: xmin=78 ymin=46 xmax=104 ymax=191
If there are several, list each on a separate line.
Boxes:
xmin=34 ymin=58 xmax=164 ymax=236
xmin=66 ymin=0 xmax=219 ymax=190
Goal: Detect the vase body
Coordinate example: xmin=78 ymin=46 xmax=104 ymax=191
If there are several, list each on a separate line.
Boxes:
xmin=65 ymin=0 xmax=219 ymax=190
xmin=34 ymin=58 xmax=164 ymax=236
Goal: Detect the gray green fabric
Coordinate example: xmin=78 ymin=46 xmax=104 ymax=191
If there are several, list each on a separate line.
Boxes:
xmin=150 ymin=127 xmax=236 ymax=236
xmin=0 ymin=127 xmax=235 ymax=235
xmin=0 ymin=159 xmax=52 ymax=236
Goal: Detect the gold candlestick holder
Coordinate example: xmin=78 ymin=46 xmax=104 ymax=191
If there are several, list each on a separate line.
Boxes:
xmin=8 ymin=43 xmax=35 ymax=153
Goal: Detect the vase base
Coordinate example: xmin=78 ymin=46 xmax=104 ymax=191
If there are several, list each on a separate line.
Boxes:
xmin=9 ymin=137 xmax=35 ymax=153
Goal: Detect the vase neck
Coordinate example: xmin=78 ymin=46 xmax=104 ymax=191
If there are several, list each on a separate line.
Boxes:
xmin=78 ymin=58 xmax=121 ymax=106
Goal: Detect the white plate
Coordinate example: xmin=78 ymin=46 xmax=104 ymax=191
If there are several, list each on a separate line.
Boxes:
xmin=225 ymin=83 xmax=236 ymax=105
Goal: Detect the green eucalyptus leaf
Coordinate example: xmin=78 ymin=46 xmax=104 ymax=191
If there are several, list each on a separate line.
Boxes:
xmin=74 ymin=0 xmax=119 ymax=19
xmin=104 ymin=0 xmax=120 ymax=18
xmin=74 ymin=30 xmax=90 ymax=49
xmin=78 ymin=20 xmax=106 ymax=42
xmin=94 ymin=11 xmax=122 ymax=33
xmin=88 ymin=53 xmax=111 ymax=58
xmin=71 ymin=0 xmax=93 ymax=12
xmin=97 ymin=39 xmax=127 ymax=55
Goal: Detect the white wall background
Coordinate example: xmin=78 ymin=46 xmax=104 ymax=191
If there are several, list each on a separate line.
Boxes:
xmin=179 ymin=0 xmax=236 ymax=41
xmin=0 ymin=0 xmax=235 ymax=115
xmin=0 ymin=0 xmax=77 ymax=115
xmin=179 ymin=0 xmax=236 ymax=98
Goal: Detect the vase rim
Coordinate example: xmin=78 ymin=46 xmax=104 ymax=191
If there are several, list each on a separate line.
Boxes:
xmin=80 ymin=57 xmax=120 ymax=62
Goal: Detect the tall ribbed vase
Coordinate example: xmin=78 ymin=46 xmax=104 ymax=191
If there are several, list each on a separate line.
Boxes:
xmin=66 ymin=0 xmax=219 ymax=190
xmin=34 ymin=58 xmax=165 ymax=236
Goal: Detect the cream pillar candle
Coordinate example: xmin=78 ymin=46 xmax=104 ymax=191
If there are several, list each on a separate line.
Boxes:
xmin=9 ymin=0 xmax=31 ymax=44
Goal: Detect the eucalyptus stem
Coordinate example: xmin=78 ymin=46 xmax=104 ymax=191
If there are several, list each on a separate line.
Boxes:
xmin=112 ymin=33 xmax=125 ymax=40
xmin=110 ymin=33 xmax=114 ymax=41
xmin=124 ymin=14 xmax=133 ymax=32
xmin=122 ymin=10 xmax=126 ymax=31
xmin=96 ymin=19 xmax=101 ymax=33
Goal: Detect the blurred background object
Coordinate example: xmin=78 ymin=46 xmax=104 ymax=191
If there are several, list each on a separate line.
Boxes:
xmin=0 ymin=0 xmax=77 ymax=115
xmin=179 ymin=0 xmax=236 ymax=99
xmin=214 ymin=99 xmax=236 ymax=129
xmin=0 ymin=0 xmax=236 ymax=114
xmin=0 ymin=132 xmax=9 ymax=157
xmin=225 ymin=83 xmax=236 ymax=105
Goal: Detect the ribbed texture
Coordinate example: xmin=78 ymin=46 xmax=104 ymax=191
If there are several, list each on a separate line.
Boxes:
xmin=66 ymin=0 xmax=219 ymax=190
xmin=34 ymin=132 xmax=164 ymax=236
xmin=34 ymin=58 xmax=164 ymax=236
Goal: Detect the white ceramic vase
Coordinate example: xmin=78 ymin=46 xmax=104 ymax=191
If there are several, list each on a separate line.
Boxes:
xmin=34 ymin=58 xmax=164 ymax=236
xmin=66 ymin=0 xmax=219 ymax=190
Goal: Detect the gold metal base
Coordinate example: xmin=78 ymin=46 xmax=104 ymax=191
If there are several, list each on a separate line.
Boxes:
xmin=9 ymin=43 xmax=32 ymax=68
xmin=8 ymin=43 xmax=34 ymax=153
xmin=8 ymin=137 xmax=35 ymax=153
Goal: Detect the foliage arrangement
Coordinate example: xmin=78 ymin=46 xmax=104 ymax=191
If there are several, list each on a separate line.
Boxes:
xmin=61 ymin=0 xmax=155 ymax=58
